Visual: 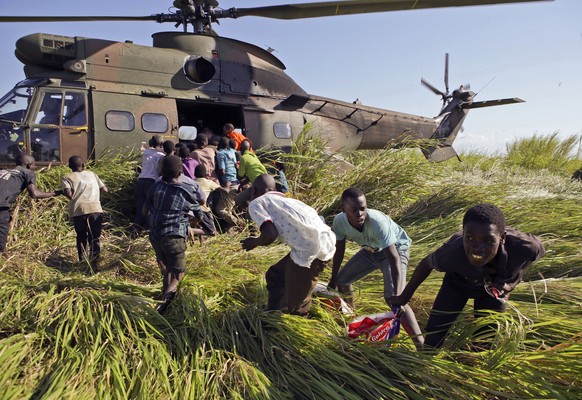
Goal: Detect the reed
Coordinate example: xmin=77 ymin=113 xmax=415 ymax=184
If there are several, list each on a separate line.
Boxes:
xmin=0 ymin=133 xmax=580 ymax=399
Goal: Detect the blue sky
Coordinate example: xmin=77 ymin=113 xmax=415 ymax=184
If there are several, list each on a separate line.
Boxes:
xmin=1 ymin=0 xmax=580 ymax=154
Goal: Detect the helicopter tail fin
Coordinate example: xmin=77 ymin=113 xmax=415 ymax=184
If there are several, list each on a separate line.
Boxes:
xmin=421 ymin=104 xmax=468 ymax=162
xmin=422 ymin=144 xmax=460 ymax=162
xmin=422 ymin=96 xmax=525 ymax=162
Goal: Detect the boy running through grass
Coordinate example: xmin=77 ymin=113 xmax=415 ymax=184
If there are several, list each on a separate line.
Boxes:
xmin=390 ymin=203 xmax=545 ymax=349
xmin=241 ymin=174 xmax=335 ymax=316
xmin=329 ymin=187 xmax=423 ymax=348
xmin=142 ymin=155 xmax=201 ymax=313
xmin=62 ymin=156 xmax=108 ymax=269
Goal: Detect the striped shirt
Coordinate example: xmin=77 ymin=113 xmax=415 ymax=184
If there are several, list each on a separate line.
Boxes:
xmin=144 ymin=180 xmax=200 ymax=241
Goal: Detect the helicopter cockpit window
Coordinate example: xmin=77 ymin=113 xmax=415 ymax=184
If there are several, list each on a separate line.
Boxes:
xmin=0 ymin=84 xmax=35 ymax=124
xmin=273 ymin=122 xmax=292 ymax=139
xmin=62 ymin=92 xmax=86 ymax=127
xmin=105 ymin=111 xmax=135 ymax=132
xmin=0 ymin=125 xmax=25 ymax=164
xmin=34 ymin=93 xmax=63 ymax=125
xmin=142 ymin=113 xmax=168 ymax=133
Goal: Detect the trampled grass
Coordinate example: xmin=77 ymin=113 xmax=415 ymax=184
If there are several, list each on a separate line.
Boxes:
xmin=0 ymin=133 xmax=580 ymax=399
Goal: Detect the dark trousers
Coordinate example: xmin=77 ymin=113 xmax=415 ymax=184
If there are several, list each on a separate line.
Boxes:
xmin=424 ymin=274 xmax=507 ymax=348
xmin=0 ymin=208 xmax=11 ymax=253
xmin=133 ymin=178 xmax=155 ymax=229
xmin=265 ymin=253 xmax=327 ymax=316
xmin=73 ymin=213 xmax=103 ymax=264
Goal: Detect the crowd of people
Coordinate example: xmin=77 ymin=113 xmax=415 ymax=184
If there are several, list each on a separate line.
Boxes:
xmin=0 ymin=122 xmax=546 ymax=350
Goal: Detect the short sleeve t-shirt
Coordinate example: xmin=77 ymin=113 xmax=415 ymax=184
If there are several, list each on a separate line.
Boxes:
xmin=216 ymin=148 xmax=238 ymax=184
xmin=194 ymin=177 xmax=220 ymax=212
xmin=248 ymin=192 xmax=336 ymax=267
xmin=182 ymin=157 xmax=199 ymax=180
xmin=425 ymin=227 xmax=545 ymax=289
xmin=62 ymin=170 xmax=105 ymax=217
xmin=138 ymin=148 xmax=164 ymax=180
xmin=239 ymin=152 xmax=267 ymax=183
xmin=332 ymin=209 xmax=411 ymax=252
xmin=193 ymin=147 xmax=218 ymax=180
xmin=0 ymin=166 xmax=36 ymax=208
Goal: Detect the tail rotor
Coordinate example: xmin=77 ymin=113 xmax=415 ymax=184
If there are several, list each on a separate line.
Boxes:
xmin=421 ymin=53 xmax=454 ymax=111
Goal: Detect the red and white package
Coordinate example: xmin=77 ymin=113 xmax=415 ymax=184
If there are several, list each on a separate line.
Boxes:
xmin=347 ymin=309 xmax=401 ymax=342
xmin=312 ymin=282 xmax=354 ymax=314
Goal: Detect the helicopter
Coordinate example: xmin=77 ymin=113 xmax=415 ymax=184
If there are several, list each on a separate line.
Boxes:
xmin=0 ymin=0 xmax=552 ymax=166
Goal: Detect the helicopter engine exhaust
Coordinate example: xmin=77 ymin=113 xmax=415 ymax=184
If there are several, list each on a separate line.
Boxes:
xmin=183 ymin=55 xmax=216 ymax=84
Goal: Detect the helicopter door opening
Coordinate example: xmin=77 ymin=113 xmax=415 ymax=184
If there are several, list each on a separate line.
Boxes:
xmin=30 ymin=90 xmax=88 ymax=164
xmin=176 ymin=101 xmax=244 ymax=142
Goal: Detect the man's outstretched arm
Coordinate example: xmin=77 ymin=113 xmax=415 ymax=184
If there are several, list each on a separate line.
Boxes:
xmin=27 ymin=183 xmax=60 ymax=199
xmin=328 ymin=238 xmax=346 ymax=289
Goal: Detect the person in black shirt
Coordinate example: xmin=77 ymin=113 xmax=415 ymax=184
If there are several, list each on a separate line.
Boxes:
xmin=0 ymin=154 xmax=61 ymax=255
xmin=390 ymin=203 xmax=545 ymax=349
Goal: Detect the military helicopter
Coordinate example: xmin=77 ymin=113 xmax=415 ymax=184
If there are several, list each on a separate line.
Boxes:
xmin=0 ymin=0 xmax=551 ymax=166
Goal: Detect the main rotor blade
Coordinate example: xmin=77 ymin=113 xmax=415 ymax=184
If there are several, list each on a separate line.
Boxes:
xmin=421 ymin=78 xmax=446 ymax=98
xmin=231 ymin=0 xmax=552 ymax=20
xmin=444 ymin=53 xmax=450 ymax=95
xmin=0 ymin=16 xmax=160 ymax=23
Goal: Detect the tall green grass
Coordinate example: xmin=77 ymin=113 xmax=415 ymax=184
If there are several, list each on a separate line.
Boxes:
xmin=505 ymin=132 xmax=582 ymax=175
xmin=0 ymin=132 xmax=580 ymax=399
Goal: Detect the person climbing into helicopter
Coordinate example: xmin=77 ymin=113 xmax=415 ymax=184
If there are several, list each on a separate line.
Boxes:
xmin=0 ymin=153 xmax=62 ymax=256
xmin=389 ymin=203 xmax=545 ymax=349
xmin=222 ymin=123 xmax=249 ymax=151
xmin=328 ymin=187 xmax=424 ymax=349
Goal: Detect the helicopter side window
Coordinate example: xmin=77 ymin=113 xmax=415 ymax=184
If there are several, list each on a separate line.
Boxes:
xmin=105 ymin=111 xmax=135 ymax=132
xmin=273 ymin=122 xmax=292 ymax=139
xmin=62 ymin=92 xmax=87 ymax=127
xmin=142 ymin=113 xmax=168 ymax=133
xmin=31 ymin=127 xmax=60 ymax=162
xmin=34 ymin=93 xmax=63 ymax=125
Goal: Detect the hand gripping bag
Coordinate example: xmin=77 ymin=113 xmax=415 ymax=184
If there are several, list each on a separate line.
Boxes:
xmin=347 ymin=308 xmax=401 ymax=342
xmin=312 ymin=282 xmax=354 ymax=314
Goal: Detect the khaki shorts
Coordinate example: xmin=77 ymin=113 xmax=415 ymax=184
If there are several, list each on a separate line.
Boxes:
xmin=151 ymin=235 xmax=187 ymax=273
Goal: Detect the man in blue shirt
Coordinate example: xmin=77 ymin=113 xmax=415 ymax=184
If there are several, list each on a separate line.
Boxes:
xmin=329 ymin=187 xmax=423 ymax=348
xmin=143 ymin=155 xmax=201 ymax=313
xmin=216 ymin=137 xmax=239 ymax=190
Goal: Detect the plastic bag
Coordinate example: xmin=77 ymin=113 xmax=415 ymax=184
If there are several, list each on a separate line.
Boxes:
xmin=347 ymin=308 xmax=401 ymax=342
xmin=312 ymin=282 xmax=353 ymax=314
